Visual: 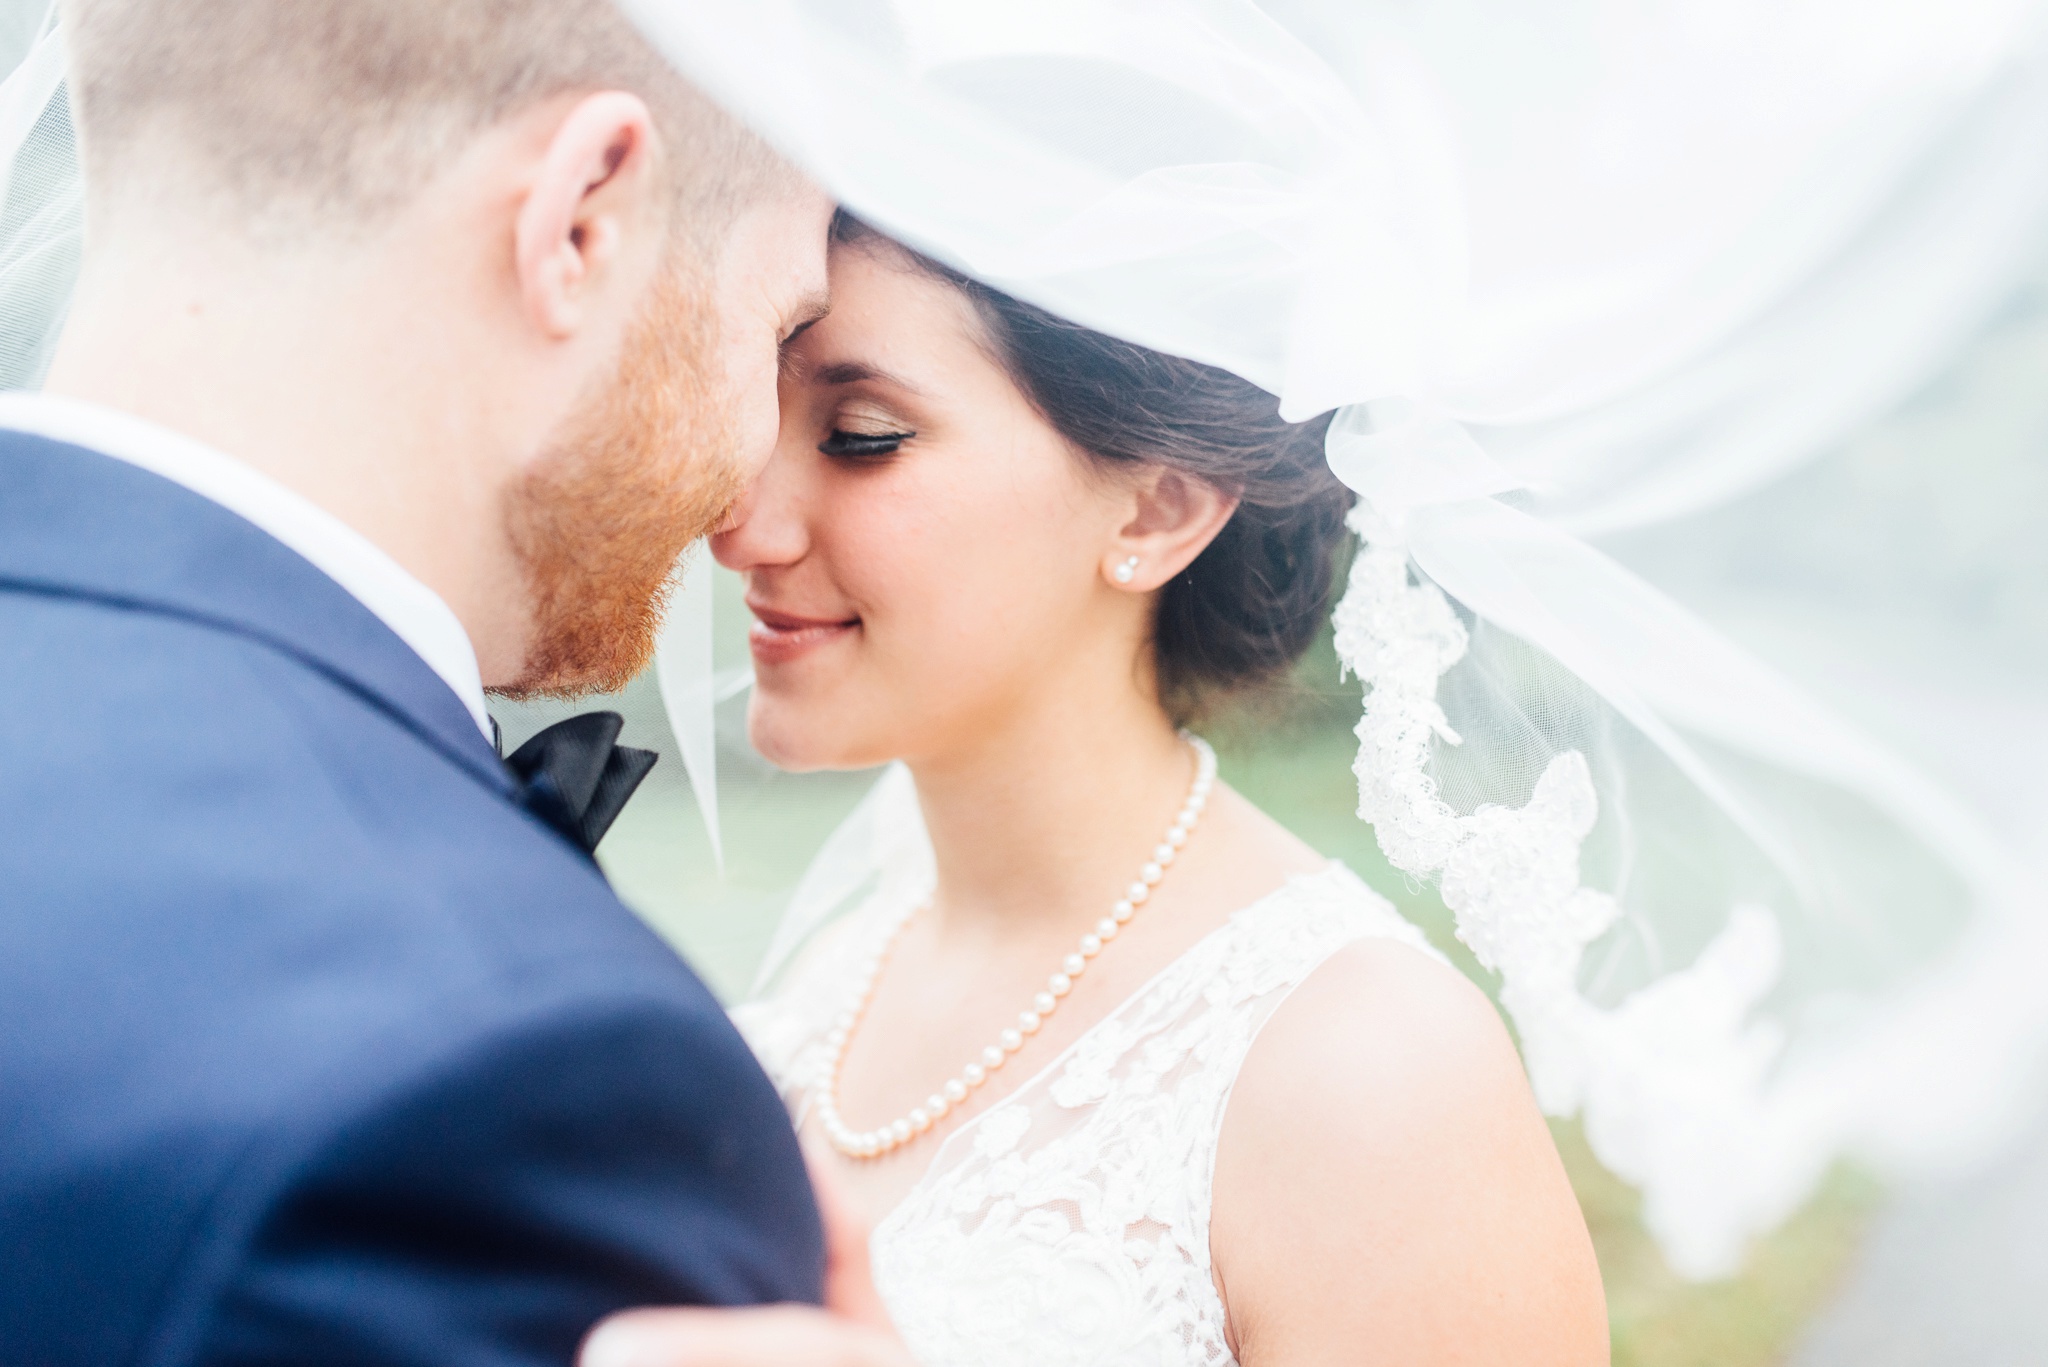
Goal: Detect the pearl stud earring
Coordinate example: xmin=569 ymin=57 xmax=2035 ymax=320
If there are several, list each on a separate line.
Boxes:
xmin=1112 ymin=556 xmax=1140 ymax=585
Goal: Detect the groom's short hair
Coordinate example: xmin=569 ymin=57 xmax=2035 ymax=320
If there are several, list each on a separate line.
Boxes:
xmin=62 ymin=0 xmax=782 ymax=239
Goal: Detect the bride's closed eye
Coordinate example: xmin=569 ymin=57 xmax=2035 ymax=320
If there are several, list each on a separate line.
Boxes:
xmin=819 ymin=426 xmax=914 ymax=460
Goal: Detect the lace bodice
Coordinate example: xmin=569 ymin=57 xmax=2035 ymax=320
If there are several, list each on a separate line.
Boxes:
xmin=737 ymin=863 xmax=1436 ymax=1367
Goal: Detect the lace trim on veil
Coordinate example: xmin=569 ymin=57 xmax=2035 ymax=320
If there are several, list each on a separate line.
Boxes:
xmin=1335 ymin=505 xmax=1801 ymax=1276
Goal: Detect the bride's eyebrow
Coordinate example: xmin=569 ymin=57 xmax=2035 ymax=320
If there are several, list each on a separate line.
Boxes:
xmin=813 ymin=360 xmax=925 ymax=395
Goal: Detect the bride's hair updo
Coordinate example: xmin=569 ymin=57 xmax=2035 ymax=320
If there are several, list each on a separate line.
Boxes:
xmin=833 ymin=214 xmax=1353 ymax=722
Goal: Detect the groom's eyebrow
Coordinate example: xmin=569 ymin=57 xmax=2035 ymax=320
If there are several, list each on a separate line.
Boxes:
xmin=780 ymin=291 xmax=832 ymax=344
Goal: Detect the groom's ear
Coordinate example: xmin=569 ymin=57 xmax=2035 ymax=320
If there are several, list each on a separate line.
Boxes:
xmin=515 ymin=91 xmax=662 ymax=340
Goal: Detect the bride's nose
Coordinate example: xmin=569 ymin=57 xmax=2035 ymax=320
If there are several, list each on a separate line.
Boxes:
xmin=710 ymin=442 xmax=812 ymax=573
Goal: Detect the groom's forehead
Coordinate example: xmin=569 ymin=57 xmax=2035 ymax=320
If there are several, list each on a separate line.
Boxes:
xmin=712 ymin=188 xmax=836 ymax=329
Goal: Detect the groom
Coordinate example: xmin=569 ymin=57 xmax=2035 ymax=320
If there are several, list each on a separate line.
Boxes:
xmin=0 ymin=1 xmax=849 ymax=1363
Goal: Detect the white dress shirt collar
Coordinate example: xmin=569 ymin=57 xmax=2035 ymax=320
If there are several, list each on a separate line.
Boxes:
xmin=0 ymin=392 xmax=493 ymax=739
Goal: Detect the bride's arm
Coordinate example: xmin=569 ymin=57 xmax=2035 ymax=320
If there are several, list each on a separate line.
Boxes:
xmin=1209 ymin=940 xmax=1609 ymax=1366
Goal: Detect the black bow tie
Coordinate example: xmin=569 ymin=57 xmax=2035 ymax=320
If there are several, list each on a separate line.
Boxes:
xmin=504 ymin=711 xmax=658 ymax=858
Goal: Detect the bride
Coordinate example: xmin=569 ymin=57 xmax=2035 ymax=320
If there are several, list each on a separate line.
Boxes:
xmin=721 ymin=215 xmax=1608 ymax=1366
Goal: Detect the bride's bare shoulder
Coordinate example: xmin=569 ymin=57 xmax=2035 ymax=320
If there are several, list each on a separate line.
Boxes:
xmin=1210 ymin=933 xmax=1609 ymax=1366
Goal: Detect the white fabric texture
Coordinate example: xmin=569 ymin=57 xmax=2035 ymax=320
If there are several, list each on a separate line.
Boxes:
xmin=623 ymin=0 xmax=2048 ymax=1276
xmin=0 ymin=0 xmax=73 ymax=392
xmin=0 ymin=391 xmax=491 ymax=735
xmin=653 ymin=541 xmax=726 ymax=866
xmin=738 ymin=862 xmax=1438 ymax=1367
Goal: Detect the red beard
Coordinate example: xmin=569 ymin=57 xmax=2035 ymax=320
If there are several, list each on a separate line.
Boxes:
xmin=496 ymin=269 xmax=746 ymax=699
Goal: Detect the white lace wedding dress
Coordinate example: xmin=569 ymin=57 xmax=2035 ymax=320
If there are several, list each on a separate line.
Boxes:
xmin=736 ymin=862 xmax=1438 ymax=1367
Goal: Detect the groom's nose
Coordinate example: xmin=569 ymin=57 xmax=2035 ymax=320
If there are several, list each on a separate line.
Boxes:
xmin=708 ymin=481 xmax=760 ymax=566
xmin=710 ymin=451 xmax=810 ymax=573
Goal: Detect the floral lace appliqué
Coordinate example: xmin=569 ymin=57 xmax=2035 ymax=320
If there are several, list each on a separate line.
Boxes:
xmin=743 ymin=864 xmax=1434 ymax=1367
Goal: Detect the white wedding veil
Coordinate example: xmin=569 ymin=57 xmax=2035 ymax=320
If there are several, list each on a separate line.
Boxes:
xmin=6 ymin=0 xmax=2048 ymax=1280
xmin=618 ymin=0 xmax=2048 ymax=1279
xmin=0 ymin=0 xmax=74 ymax=390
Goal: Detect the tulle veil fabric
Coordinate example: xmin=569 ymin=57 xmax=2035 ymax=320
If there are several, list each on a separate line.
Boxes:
xmin=0 ymin=0 xmax=74 ymax=392
xmin=6 ymin=0 xmax=2048 ymax=1278
xmin=619 ymin=0 xmax=2048 ymax=1278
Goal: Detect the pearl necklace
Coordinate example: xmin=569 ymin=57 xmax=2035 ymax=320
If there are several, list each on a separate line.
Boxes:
xmin=816 ymin=734 xmax=1217 ymax=1160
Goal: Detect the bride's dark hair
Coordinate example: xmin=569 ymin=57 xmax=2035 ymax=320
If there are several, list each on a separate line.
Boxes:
xmin=833 ymin=213 xmax=1353 ymax=723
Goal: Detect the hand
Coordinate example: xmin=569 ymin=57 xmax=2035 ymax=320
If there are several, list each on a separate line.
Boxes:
xmin=803 ymin=1133 xmax=893 ymax=1335
xmin=580 ymin=1138 xmax=911 ymax=1367
xmin=579 ymin=1306 xmax=912 ymax=1367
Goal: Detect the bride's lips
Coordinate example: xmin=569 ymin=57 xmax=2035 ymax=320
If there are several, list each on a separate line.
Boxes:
xmin=746 ymin=600 xmax=860 ymax=665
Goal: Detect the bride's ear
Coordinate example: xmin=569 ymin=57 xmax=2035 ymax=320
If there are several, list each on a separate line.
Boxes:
xmin=1102 ymin=469 xmax=1238 ymax=592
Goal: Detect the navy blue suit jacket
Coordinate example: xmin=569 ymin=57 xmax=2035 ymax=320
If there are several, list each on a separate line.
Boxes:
xmin=0 ymin=433 xmax=824 ymax=1366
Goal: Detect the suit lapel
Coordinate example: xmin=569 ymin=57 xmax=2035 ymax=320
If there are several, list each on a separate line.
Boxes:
xmin=0 ymin=432 xmax=512 ymax=797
